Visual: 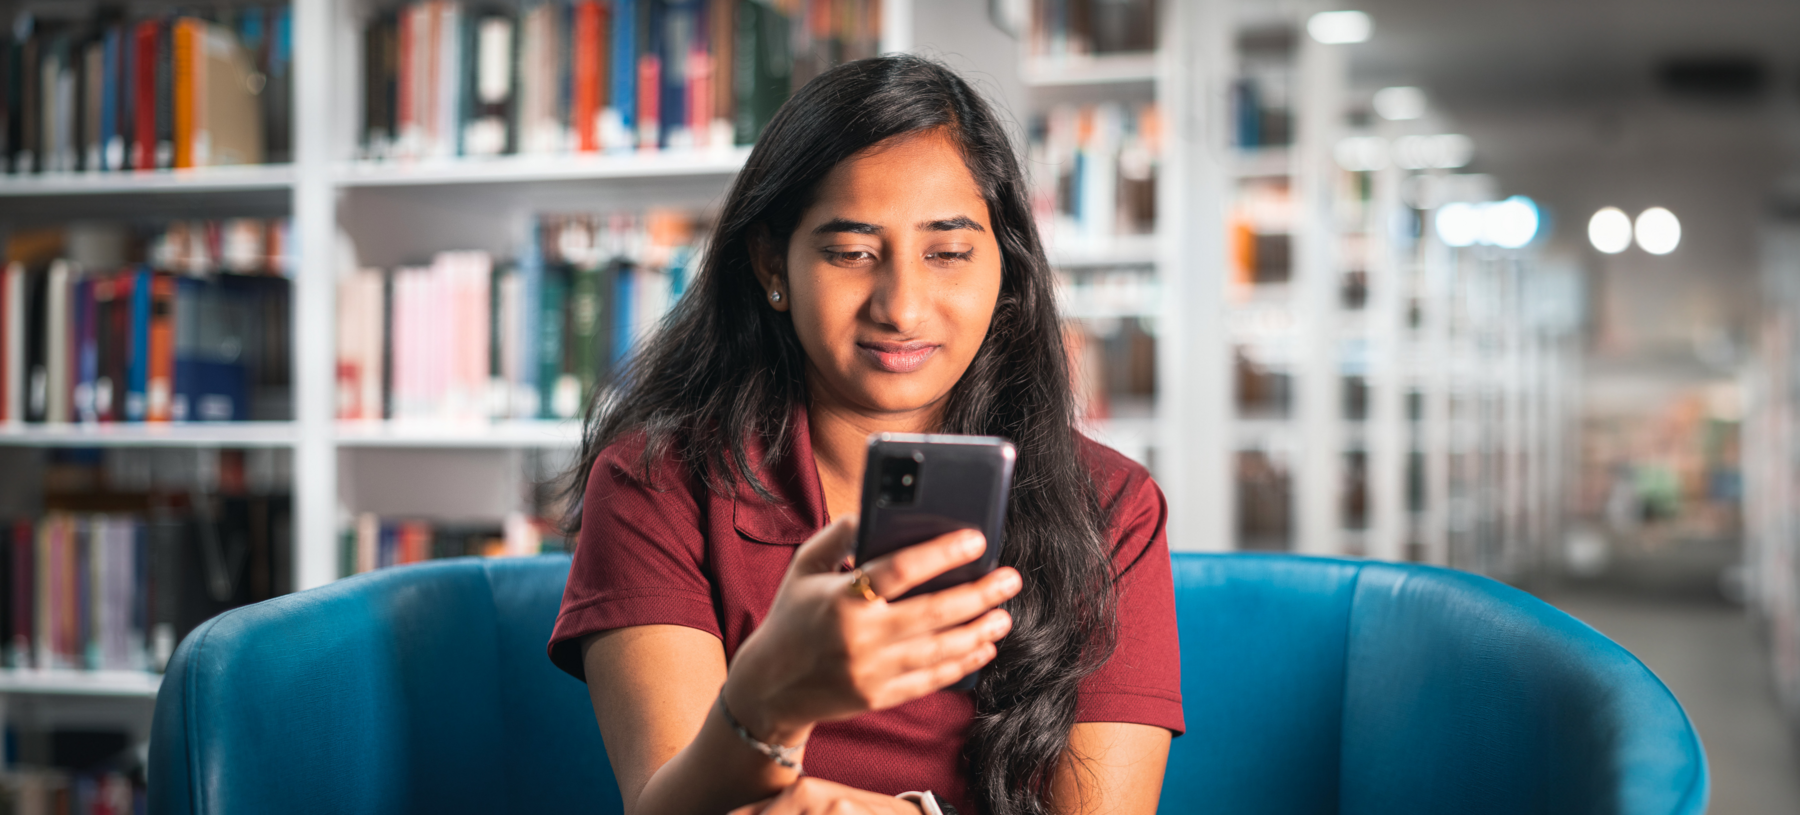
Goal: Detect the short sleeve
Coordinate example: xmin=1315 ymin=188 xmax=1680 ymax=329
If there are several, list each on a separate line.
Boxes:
xmin=547 ymin=440 xmax=719 ymax=681
xmin=1075 ymin=459 xmax=1186 ymax=735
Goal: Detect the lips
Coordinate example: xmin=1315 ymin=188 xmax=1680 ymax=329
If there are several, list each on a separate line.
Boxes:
xmin=857 ymin=340 xmax=941 ymax=373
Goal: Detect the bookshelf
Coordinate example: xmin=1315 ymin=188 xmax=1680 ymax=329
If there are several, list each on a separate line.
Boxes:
xmin=0 ymin=670 xmax=161 ymax=698
xmin=0 ymin=164 xmax=295 ymax=196
xmin=1736 ymin=216 xmax=1797 ymax=726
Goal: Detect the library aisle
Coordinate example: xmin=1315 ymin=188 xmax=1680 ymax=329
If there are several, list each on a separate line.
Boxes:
xmin=1543 ymin=582 xmax=1800 ymax=814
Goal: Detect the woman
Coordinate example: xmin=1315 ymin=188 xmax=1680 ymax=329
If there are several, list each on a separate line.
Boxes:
xmin=549 ymin=55 xmax=1181 ymax=815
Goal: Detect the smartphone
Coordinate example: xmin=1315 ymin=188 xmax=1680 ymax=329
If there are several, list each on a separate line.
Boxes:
xmin=854 ymin=433 xmax=1016 ymax=690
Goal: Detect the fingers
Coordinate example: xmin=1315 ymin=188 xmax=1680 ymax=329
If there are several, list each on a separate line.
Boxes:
xmin=790 ymin=516 xmax=858 ymax=576
xmin=880 ymin=638 xmax=1002 ymax=701
xmin=859 ymin=528 xmax=987 ymax=599
xmin=728 ymin=801 xmax=772 ymax=815
xmin=882 ymin=566 xmax=1021 ymax=638
xmin=882 ymin=608 xmax=1013 ymax=675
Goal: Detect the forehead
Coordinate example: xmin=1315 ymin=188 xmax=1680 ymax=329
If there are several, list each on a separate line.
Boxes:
xmin=804 ymin=130 xmax=990 ymax=225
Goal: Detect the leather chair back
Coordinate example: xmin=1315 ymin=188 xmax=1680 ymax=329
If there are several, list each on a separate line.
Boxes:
xmin=150 ymin=553 xmax=1707 ymax=814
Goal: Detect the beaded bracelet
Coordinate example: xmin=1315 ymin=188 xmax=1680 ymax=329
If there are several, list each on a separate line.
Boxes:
xmin=717 ymin=689 xmax=804 ymax=773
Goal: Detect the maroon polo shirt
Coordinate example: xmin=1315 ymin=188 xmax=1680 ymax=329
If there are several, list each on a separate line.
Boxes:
xmin=548 ymin=408 xmax=1183 ymax=813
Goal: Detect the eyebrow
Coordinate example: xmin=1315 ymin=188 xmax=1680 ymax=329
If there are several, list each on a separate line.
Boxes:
xmin=810 ymin=216 xmax=987 ymax=236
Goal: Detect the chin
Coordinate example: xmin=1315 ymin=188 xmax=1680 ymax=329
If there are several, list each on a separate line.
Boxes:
xmin=848 ymin=380 xmax=950 ymax=417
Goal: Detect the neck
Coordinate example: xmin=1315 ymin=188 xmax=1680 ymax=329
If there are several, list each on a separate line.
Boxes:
xmin=806 ymin=372 xmax=943 ymax=522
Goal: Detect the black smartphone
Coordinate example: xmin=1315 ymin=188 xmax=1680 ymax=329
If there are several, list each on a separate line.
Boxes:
xmin=853 ymin=433 xmax=1016 ymax=690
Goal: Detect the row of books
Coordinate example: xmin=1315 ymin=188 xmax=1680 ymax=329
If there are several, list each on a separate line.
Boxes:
xmin=360 ymin=0 xmax=881 ymax=161
xmin=1234 ymin=34 xmax=1295 ymax=150
xmin=1028 ymin=102 xmax=1160 ymax=245
xmin=2 ymin=500 xmax=291 ymax=673
xmin=1024 ymin=0 xmax=1156 ymax=60
xmin=1230 ymin=178 xmax=1294 ymax=287
xmin=1 ymin=4 xmax=292 ymax=175
xmin=0 ymin=260 xmax=291 ymax=425
xmin=146 ymin=218 xmax=294 ymax=278
xmin=340 ymin=512 xmax=561 ymax=579
xmin=1065 ymin=316 xmax=1154 ymax=423
xmin=337 ymin=209 xmax=704 ymax=422
xmin=2 ymin=770 xmax=140 ymax=815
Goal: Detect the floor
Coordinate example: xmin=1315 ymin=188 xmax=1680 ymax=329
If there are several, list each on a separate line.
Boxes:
xmin=1538 ymin=585 xmax=1800 ymax=814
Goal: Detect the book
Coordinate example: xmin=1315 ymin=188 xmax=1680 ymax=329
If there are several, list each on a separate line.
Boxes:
xmin=146 ymin=272 xmax=176 ymax=421
xmin=44 ymin=260 xmax=72 ymax=423
xmin=1 ymin=262 xmax=19 ymax=423
xmin=194 ymin=20 xmax=266 ymax=166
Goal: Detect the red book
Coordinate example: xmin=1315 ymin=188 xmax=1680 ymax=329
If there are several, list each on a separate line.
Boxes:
xmin=573 ymin=2 xmax=600 ymax=152
xmin=102 ymin=271 xmax=131 ymax=423
xmin=9 ymin=520 xmax=29 ymax=661
xmin=134 ymin=21 xmax=158 ymax=171
xmin=637 ymin=53 xmax=660 ymax=150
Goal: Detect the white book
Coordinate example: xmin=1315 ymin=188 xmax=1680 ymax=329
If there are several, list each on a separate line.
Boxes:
xmin=437 ymin=2 xmax=463 ymax=159
xmin=45 ymin=260 xmax=72 ymax=424
xmin=3 ymin=262 xmax=24 ymax=423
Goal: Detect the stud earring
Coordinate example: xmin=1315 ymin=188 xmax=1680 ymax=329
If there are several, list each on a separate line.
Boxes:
xmin=770 ymin=291 xmax=782 ymax=303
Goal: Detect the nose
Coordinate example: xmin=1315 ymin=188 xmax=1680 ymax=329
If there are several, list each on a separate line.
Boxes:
xmin=867 ymin=252 xmax=929 ymax=333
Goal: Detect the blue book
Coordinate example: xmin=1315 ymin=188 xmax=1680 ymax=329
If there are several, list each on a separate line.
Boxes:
xmin=125 ymin=265 xmax=151 ymax=422
xmin=611 ymin=0 xmax=637 ymax=150
xmin=120 ymin=21 xmax=135 ymax=169
xmin=170 ymin=275 xmax=249 ymax=422
xmin=611 ymin=262 xmax=636 ymax=367
xmin=661 ymin=0 xmax=696 ymax=149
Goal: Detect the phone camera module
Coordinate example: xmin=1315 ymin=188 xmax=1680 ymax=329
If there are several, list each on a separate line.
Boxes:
xmin=877 ymin=454 xmax=920 ymax=506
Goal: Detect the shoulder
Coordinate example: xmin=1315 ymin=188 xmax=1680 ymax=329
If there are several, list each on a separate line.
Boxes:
xmin=1073 ymin=431 xmax=1161 ymax=519
xmin=1073 ymin=431 xmax=1168 ymax=574
xmin=589 ymin=426 xmax=699 ymax=494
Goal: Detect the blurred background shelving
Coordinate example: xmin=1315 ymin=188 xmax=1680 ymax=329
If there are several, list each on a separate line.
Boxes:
xmin=9 ymin=0 xmax=1800 ymax=810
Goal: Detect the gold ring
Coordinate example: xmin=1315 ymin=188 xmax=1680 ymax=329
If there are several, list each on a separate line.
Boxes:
xmin=847 ymin=569 xmax=881 ymax=602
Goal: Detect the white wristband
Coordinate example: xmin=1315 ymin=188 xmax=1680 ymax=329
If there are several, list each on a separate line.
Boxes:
xmin=896 ymin=791 xmax=947 ymax=815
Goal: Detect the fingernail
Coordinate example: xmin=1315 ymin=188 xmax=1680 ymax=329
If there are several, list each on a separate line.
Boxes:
xmin=998 ymin=571 xmax=1021 ymax=591
xmin=960 ymin=532 xmax=985 ymax=555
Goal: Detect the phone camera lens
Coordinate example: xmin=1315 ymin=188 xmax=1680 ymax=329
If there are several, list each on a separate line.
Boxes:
xmin=877 ymin=454 xmax=920 ymax=506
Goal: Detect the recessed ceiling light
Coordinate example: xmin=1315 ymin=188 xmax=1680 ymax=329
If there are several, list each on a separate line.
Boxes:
xmin=1588 ymin=207 xmax=1632 ymax=254
xmin=1307 ymin=11 xmax=1372 ymax=45
xmin=1635 ymin=207 xmax=1681 ymax=255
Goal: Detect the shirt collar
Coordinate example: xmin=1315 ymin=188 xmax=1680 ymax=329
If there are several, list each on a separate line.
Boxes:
xmin=732 ymin=403 xmax=830 ymax=546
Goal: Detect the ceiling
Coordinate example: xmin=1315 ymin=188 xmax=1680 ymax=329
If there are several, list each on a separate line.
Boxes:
xmin=1339 ymin=0 xmax=1800 ymax=358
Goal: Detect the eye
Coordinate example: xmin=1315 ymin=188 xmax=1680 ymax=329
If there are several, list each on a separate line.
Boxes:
xmin=926 ymin=250 xmax=974 ymax=264
xmin=825 ymin=249 xmax=877 ymax=266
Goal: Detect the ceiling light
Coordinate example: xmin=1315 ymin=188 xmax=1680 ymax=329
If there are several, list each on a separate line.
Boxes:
xmin=1373 ymin=86 xmax=1425 ymax=120
xmin=1482 ymin=196 xmax=1540 ymax=249
xmin=1635 ymin=207 xmax=1681 ymax=255
xmin=1588 ymin=207 xmax=1631 ymax=253
xmin=1435 ymin=202 xmax=1481 ymax=247
xmin=1307 ymin=11 xmax=1372 ymax=45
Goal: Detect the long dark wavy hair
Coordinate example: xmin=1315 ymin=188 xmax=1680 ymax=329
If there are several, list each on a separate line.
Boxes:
xmin=562 ymin=54 xmax=1117 ymax=815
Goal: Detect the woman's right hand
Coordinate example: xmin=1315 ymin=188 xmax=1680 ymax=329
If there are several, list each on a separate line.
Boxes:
xmin=721 ymin=515 xmax=1021 ymax=746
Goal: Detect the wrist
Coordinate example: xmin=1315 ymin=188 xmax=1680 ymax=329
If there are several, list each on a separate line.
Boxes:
xmin=721 ymin=671 xmax=814 ymax=748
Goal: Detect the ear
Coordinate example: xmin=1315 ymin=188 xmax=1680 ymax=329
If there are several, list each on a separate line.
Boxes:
xmin=747 ymin=224 xmax=790 ymax=313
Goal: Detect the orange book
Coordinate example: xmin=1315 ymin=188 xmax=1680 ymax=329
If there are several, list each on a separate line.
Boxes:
xmin=573 ymin=2 xmax=601 ymax=152
xmin=172 ymin=19 xmax=198 ymax=169
xmin=146 ymin=273 xmax=176 ymax=422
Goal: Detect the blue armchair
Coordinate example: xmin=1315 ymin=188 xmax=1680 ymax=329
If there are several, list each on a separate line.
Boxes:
xmin=149 ymin=554 xmax=1706 ymax=814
